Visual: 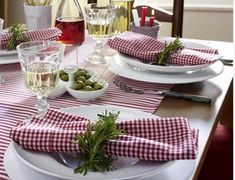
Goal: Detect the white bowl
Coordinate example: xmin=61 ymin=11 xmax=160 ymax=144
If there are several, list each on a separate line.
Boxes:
xmin=48 ymin=68 xmax=96 ymax=99
xmin=66 ymin=79 xmax=109 ymax=101
xmin=48 ymin=79 xmax=68 ymax=99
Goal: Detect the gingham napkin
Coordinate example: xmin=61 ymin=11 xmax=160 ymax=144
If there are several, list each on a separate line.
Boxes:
xmin=10 ymin=109 xmax=199 ymax=161
xmin=107 ymin=31 xmax=221 ymax=66
xmin=0 ymin=27 xmax=62 ymax=50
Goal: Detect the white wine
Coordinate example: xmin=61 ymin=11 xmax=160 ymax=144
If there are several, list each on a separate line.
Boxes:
xmin=87 ymin=19 xmax=113 ymax=40
xmin=112 ymin=0 xmax=134 ymax=34
xmin=23 ymin=61 xmax=59 ymax=97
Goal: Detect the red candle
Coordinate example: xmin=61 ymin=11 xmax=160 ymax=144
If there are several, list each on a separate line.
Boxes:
xmin=140 ymin=7 xmax=148 ymax=26
xmin=149 ymin=16 xmax=155 ymax=27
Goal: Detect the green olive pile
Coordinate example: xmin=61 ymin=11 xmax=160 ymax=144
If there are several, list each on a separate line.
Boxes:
xmin=59 ymin=70 xmax=69 ymax=82
xmin=71 ymin=69 xmax=104 ymax=91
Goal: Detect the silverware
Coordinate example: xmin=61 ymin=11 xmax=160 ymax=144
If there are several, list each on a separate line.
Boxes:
xmin=220 ymin=59 xmax=233 ymax=66
xmin=52 ymin=152 xmax=80 ymax=169
xmin=113 ymin=79 xmax=211 ymax=104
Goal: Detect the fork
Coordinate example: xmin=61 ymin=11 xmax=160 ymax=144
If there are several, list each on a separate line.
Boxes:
xmin=113 ymin=79 xmax=211 ymax=104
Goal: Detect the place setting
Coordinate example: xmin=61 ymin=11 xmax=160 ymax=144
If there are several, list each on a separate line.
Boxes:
xmin=0 ymin=18 xmax=62 ymax=65
xmin=5 ymin=104 xmax=198 ymax=180
xmin=106 ymin=31 xmax=224 ymax=84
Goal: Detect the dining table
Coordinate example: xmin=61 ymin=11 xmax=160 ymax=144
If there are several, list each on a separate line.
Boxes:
xmin=0 ymin=33 xmax=233 ymax=180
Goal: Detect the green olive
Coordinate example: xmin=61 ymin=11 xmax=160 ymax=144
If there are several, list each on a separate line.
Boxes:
xmin=83 ymin=85 xmax=94 ymax=91
xmin=77 ymin=68 xmax=83 ymax=72
xmin=60 ymin=74 xmax=69 ymax=81
xmin=74 ymin=70 xmax=87 ymax=77
xmin=85 ymin=79 xmax=95 ymax=86
xmin=60 ymin=70 xmax=67 ymax=75
xmin=76 ymin=76 xmax=86 ymax=82
xmin=71 ymin=84 xmax=80 ymax=90
xmin=94 ymin=82 xmax=103 ymax=90
xmin=75 ymin=80 xmax=85 ymax=90
xmin=85 ymin=73 xmax=91 ymax=79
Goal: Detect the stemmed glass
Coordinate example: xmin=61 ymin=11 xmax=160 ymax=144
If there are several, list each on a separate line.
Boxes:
xmin=0 ymin=18 xmax=5 ymax=84
xmin=85 ymin=3 xmax=116 ymax=64
xmin=17 ymin=41 xmax=65 ymax=116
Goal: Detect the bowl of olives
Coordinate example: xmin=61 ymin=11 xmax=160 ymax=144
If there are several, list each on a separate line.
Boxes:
xmin=48 ymin=68 xmax=96 ymax=99
xmin=66 ymin=78 xmax=109 ymax=101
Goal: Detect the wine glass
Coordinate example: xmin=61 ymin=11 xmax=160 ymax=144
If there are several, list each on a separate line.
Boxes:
xmin=0 ymin=18 xmax=5 ymax=84
xmin=17 ymin=41 xmax=65 ymax=116
xmin=85 ymin=3 xmax=116 ymax=64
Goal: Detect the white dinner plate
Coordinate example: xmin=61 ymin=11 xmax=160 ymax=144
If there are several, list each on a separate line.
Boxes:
xmin=107 ymin=55 xmax=224 ymax=84
xmin=4 ymin=139 xmax=196 ymax=180
xmin=0 ymin=55 xmax=19 ymax=64
xmin=8 ymin=105 xmax=176 ymax=180
xmin=0 ymin=50 xmax=17 ymax=56
xmin=0 ymin=48 xmax=18 ymax=64
xmin=119 ymin=40 xmax=222 ymax=74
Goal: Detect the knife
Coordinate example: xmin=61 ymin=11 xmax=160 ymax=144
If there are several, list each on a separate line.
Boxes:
xmin=131 ymin=88 xmax=211 ymax=104
xmin=154 ymin=90 xmax=211 ymax=104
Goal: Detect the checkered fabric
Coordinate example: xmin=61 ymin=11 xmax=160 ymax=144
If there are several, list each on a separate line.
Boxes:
xmin=107 ymin=31 xmax=221 ymax=65
xmin=0 ymin=27 xmax=62 ymax=50
xmin=10 ymin=109 xmax=199 ymax=161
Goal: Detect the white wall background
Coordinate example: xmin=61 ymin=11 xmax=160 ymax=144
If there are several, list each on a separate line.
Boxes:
xmin=135 ymin=0 xmax=233 ymax=6
xmin=8 ymin=0 xmax=233 ymax=42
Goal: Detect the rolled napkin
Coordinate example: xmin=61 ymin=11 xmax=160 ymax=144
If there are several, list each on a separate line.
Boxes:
xmin=107 ymin=31 xmax=221 ymax=66
xmin=0 ymin=27 xmax=62 ymax=50
xmin=10 ymin=109 xmax=199 ymax=161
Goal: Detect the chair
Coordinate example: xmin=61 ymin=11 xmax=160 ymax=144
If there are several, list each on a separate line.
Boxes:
xmin=87 ymin=0 xmax=97 ymax=3
xmin=134 ymin=0 xmax=184 ymax=37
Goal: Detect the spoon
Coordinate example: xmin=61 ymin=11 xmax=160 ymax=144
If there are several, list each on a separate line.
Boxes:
xmin=52 ymin=152 xmax=81 ymax=169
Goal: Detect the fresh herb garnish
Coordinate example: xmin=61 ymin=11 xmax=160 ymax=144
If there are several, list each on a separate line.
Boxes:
xmin=74 ymin=111 xmax=123 ymax=175
xmin=6 ymin=24 xmax=30 ymax=51
xmin=153 ymin=37 xmax=184 ymax=66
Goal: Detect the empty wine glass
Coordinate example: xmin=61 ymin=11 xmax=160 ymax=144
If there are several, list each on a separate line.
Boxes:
xmin=17 ymin=41 xmax=65 ymax=116
xmin=85 ymin=3 xmax=116 ymax=64
xmin=0 ymin=18 xmax=5 ymax=84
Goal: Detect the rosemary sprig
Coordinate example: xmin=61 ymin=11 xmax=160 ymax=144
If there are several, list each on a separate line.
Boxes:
xmin=153 ymin=37 xmax=184 ymax=66
xmin=6 ymin=24 xmax=30 ymax=51
xmin=74 ymin=111 xmax=123 ymax=175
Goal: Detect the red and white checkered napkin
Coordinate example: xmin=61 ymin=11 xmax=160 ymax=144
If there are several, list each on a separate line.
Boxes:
xmin=0 ymin=27 xmax=62 ymax=50
xmin=10 ymin=109 xmax=199 ymax=161
xmin=107 ymin=31 xmax=221 ymax=65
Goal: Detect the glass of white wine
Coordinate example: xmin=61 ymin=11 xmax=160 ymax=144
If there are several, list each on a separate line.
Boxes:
xmin=17 ymin=41 xmax=65 ymax=116
xmin=85 ymin=3 xmax=116 ymax=64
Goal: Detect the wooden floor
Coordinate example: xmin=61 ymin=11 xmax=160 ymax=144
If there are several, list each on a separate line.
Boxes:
xmin=198 ymin=123 xmax=233 ymax=180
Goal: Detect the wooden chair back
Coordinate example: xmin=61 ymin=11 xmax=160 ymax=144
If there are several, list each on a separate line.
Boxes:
xmin=87 ymin=0 xmax=97 ymax=4
xmin=135 ymin=0 xmax=184 ymax=37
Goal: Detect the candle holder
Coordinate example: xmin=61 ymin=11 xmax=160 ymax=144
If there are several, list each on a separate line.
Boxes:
xmin=130 ymin=21 xmax=160 ymax=39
